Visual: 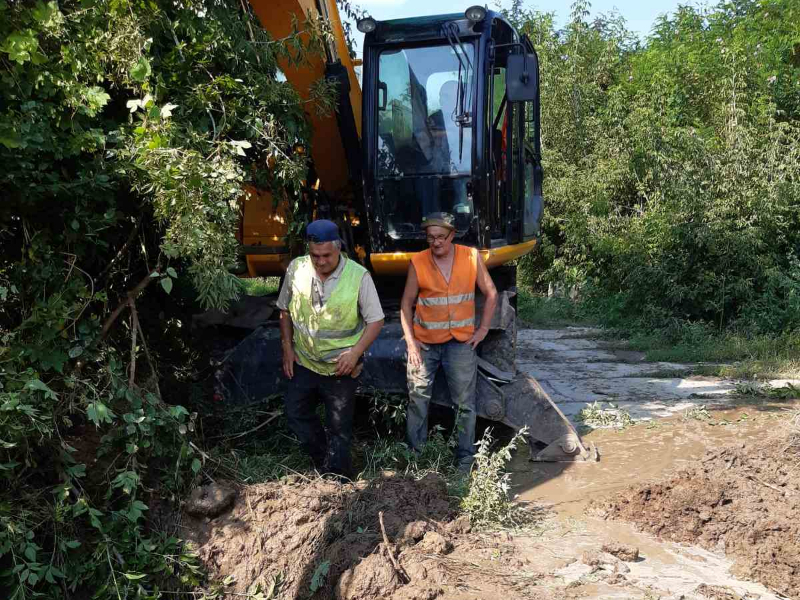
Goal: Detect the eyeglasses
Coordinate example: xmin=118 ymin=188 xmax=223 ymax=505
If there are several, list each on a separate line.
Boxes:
xmin=426 ymin=233 xmax=451 ymax=244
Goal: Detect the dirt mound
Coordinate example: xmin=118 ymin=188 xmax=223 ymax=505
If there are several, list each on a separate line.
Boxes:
xmin=183 ymin=473 xmax=462 ymax=599
xmin=597 ymin=435 xmax=800 ymax=598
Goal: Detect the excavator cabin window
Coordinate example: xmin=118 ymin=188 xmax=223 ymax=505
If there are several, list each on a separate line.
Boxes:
xmin=376 ymin=43 xmax=475 ymax=239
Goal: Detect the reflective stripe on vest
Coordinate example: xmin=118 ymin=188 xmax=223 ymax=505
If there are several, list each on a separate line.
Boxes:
xmin=288 ymin=255 xmax=367 ymax=376
xmin=411 ymin=245 xmax=478 ymax=344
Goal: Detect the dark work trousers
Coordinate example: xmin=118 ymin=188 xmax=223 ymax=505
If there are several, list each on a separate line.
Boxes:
xmin=284 ymin=362 xmax=358 ymax=479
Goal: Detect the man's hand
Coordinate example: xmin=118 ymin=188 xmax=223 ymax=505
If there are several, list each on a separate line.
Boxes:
xmin=282 ymin=345 xmax=296 ymax=379
xmin=335 ymin=348 xmax=362 ymax=377
xmin=466 ymin=326 xmax=489 ymax=350
xmin=406 ymin=338 xmax=429 ymax=368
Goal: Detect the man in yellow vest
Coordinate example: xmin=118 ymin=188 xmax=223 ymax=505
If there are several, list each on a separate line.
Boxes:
xmin=277 ymin=220 xmax=384 ymax=480
xmin=400 ymin=212 xmax=498 ymax=470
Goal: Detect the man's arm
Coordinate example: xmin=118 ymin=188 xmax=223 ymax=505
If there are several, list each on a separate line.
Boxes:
xmin=400 ymin=263 xmax=427 ymax=368
xmin=276 ymin=264 xmax=296 ymax=379
xmin=467 ymin=254 xmax=498 ymax=349
xmin=279 ymin=310 xmax=295 ymax=379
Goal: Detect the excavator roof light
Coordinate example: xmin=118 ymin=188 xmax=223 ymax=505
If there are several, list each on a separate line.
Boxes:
xmin=465 ymin=5 xmax=487 ymax=22
xmin=357 ymin=17 xmax=377 ymax=33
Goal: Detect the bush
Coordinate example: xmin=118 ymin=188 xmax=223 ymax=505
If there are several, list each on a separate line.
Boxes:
xmin=461 ymin=427 xmax=532 ymax=529
xmin=508 ymin=0 xmax=800 ymax=334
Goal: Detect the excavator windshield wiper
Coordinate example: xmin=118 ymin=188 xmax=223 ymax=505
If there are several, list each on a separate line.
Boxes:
xmin=442 ymin=22 xmax=473 ymax=161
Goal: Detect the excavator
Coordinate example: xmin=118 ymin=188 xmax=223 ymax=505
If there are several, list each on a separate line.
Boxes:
xmin=214 ymin=0 xmax=595 ymax=462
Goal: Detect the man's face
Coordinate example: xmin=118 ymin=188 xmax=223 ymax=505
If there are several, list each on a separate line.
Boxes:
xmin=309 ymin=241 xmax=340 ymax=276
xmin=425 ymin=225 xmax=454 ymax=258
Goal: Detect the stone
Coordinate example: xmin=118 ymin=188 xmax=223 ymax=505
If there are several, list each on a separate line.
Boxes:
xmin=601 ymin=541 xmax=640 ymax=562
xmin=185 ymin=483 xmax=236 ymax=518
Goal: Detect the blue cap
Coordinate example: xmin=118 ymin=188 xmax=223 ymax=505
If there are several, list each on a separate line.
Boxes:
xmin=305 ymin=219 xmax=341 ymax=243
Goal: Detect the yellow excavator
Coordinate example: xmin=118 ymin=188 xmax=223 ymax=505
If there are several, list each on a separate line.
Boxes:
xmin=217 ymin=0 xmax=594 ymax=462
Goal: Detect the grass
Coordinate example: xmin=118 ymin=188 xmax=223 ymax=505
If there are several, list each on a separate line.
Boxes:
xmin=517 ymin=291 xmax=800 ymax=380
xmin=576 ymin=401 xmax=635 ymax=430
xmin=624 ymin=328 xmax=800 ymax=379
xmin=516 ymin=289 xmax=597 ymax=329
xmin=241 ymin=276 xmax=280 ymax=297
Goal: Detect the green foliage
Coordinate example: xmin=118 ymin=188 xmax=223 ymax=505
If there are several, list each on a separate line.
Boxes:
xmin=366 ymin=389 xmax=408 ymax=438
xmin=0 ymin=0 xmax=334 ymax=596
xmin=0 ymin=351 xmax=204 ymax=599
xmin=577 ymin=401 xmax=635 ymax=430
xmin=241 ymin=277 xmax=281 ymax=297
xmin=460 ymin=427 xmax=532 ymax=529
xmin=509 ymin=0 xmax=800 ymax=336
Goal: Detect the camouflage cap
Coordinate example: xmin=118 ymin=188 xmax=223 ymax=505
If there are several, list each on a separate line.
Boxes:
xmin=422 ymin=212 xmax=455 ymax=231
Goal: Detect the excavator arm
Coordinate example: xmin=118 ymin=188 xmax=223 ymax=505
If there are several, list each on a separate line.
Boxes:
xmin=241 ymin=0 xmax=361 ymax=276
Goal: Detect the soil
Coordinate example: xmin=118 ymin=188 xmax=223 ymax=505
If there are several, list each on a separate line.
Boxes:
xmin=183 ymin=472 xmax=551 ymax=599
xmin=596 ymin=432 xmax=800 ymax=598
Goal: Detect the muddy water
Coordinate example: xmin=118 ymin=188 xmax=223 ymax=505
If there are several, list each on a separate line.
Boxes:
xmin=511 ymin=406 xmax=779 ymax=514
xmin=505 ymin=405 xmax=792 ymax=600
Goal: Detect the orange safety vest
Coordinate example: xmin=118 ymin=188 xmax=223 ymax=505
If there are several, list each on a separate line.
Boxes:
xmin=412 ymin=244 xmax=478 ymax=344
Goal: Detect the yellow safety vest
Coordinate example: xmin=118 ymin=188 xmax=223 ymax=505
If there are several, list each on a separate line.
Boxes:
xmin=288 ymin=256 xmax=366 ymax=376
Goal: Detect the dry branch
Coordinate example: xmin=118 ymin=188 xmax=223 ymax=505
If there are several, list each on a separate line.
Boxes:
xmin=378 ymin=511 xmax=409 ymax=584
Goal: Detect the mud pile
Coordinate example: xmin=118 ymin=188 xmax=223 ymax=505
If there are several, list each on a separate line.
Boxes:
xmin=183 ymin=473 xmax=496 ymax=599
xmin=598 ymin=432 xmax=800 ymax=598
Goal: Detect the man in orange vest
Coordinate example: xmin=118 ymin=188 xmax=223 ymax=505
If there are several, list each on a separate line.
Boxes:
xmin=400 ymin=212 xmax=498 ymax=470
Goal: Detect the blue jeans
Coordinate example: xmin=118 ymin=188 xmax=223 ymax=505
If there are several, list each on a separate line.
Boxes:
xmin=406 ymin=339 xmax=477 ymax=465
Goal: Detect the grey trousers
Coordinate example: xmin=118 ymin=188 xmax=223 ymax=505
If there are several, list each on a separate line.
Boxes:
xmin=406 ymin=339 xmax=477 ymax=465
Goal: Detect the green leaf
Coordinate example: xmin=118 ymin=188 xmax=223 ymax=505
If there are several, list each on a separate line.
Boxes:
xmin=124 ymin=572 xmax=147 ymax=580
xmin=87 ymin=402 xmax=115 ymax=426
xmin=49 ymin=566 xmax=65 ymax=578
xmin=0 ymin=134 xmax=21 ymax=149
xmin=191 ymin=458 xmax=201 ymax=474
xmin=310 ymin=560 xmax=330 ymax=593
xmin=24 ymin=544 xmax=36 ymax=562
xmin=84 ymin=86 xmax=111 ymax=117
xmin=160 ymin=278 xmax=173 ymax=294
xmin=2 ymin=30 xmax=39 ymax=65
xmin=64 ymin=540 xmax=81 ymax=549
xmin=166 ymin=267 xmax=178 ymax=278
xmin=71 ymin=219 xmax=80 ymax=231
xmin=126 ymin=99 xmax=142 ymax=113
xmin=25 ymin=378 xmax=57 ymax=400
xmin=130 ymin=57 xmax=151 ymax=83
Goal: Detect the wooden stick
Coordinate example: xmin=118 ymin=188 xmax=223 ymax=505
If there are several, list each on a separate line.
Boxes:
xmin=128 ymin=298 xmax=139 ymax=388
xmin=100 ymin=270 xmax=158 ymax=340
xmin=133 ymin=307 xmax=162 ymax=402
xmin=746 ymin=474 xmax=790 ymax=497
xmin=210 ymin=411 xmax=282 ymax=440
xmin=378 ymin=511 xmax=408 ymax=583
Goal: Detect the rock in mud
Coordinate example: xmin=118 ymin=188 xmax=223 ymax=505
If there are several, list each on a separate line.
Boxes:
xmin=694 ymin=584 xmax=750 ymax=600
xmin=601 ymin=541 xmax=640 ymax=562
xmin=185 ymin=483 xmax=236 ymax=518
xmin=445 ymin=514 xmax=471 ymax=534
xmin=403 ymin=520 xmax=432 ymax=542
xmin=337 ymin=553 xmax=400 ymax=600
xmin=417 ymin=532 xmax=452 ymax=555
xmin=581 ymin=549 xmax=629 ymax=574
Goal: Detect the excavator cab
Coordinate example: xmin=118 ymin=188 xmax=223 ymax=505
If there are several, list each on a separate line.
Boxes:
xmin=358 ymin=9 xmax=544 ymax=276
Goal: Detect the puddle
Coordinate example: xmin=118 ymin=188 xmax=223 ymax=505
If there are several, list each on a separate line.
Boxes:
xmin=506 ymin=406 xmax=794 ymax=600
xmin=511 ymin=406 xmax=781 ymax=515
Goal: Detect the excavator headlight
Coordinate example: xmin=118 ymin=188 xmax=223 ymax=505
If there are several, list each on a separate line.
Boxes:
xmin=465 ymin=5 xmax=487 ymax=22
xmin=357 ymin=17 xmax=377 ymax=33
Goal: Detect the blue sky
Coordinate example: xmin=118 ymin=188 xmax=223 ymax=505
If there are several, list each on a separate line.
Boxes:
xmin=350 ymin=0 xmax=696 ymax=54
